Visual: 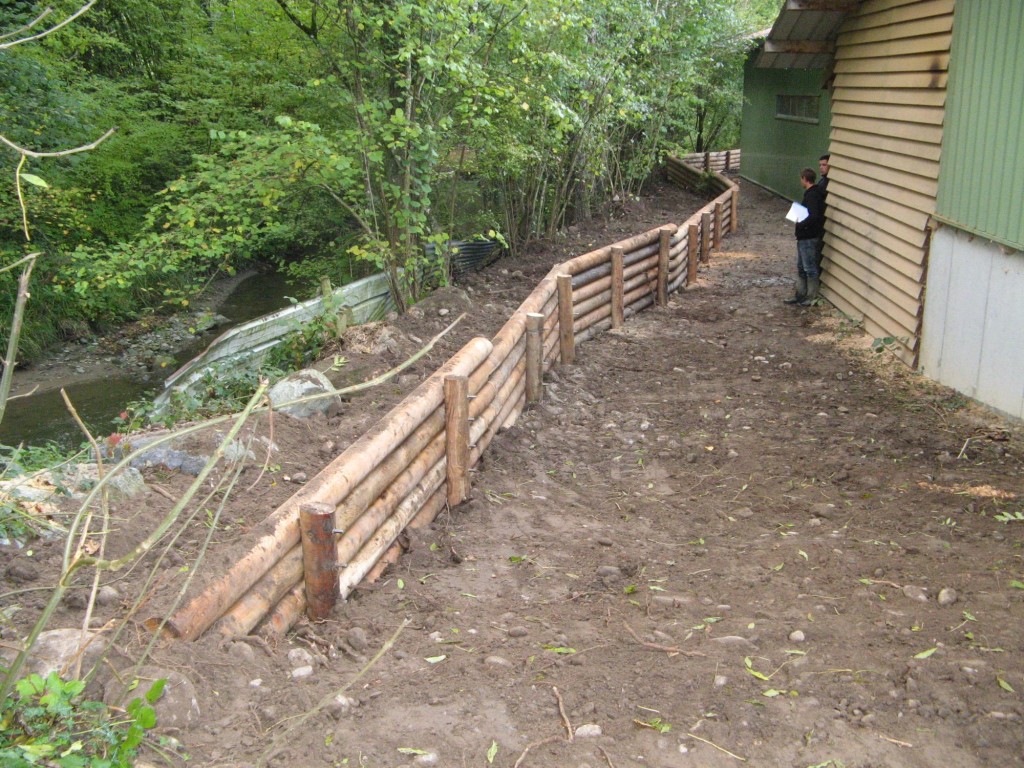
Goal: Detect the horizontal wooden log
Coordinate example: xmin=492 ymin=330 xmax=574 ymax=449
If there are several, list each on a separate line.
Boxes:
xmin=257 ymin=583 xmax=305 ymax=642
xmin=471 ymin=375 xmax=526 ymax=466
xmin=338 ymin=461 xmax=448 ymax=598
xmin=574 ymin=302 xmax=611 ymax=334
xmin=167 ymin=335 xmax=492 ymax=641
xmin=571 ymin=241 xmax=659 ymax=289
xmin=335 ymin=433 xmax=446 ymax=571
xmin=334 ymin=409 xmax=445 ymax=531
xmin=214 ymin=547 xmax=304 ymax=638
xmin=560 ymin=226 xmax=669 ymax=276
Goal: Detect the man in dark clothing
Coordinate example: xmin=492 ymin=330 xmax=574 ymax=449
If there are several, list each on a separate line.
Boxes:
xmin=815 ymin=153 xmax=830 ymax=268
xmin=784 ymin=168 xmax=826 ymax=306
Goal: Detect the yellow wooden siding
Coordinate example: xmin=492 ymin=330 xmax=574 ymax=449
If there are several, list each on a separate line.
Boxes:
xmin=837 ymin=32 xmax=952 ymax=59
xmin=832 ymin=86 xmax=946 ymax=108
xmin=844 ymin=0 xmax=953 ymax=31
xmin=829 ymin=136 xmax=940 ymax=179
xmin=837 ymin=71 xmax=948 ymax=89
xmin=821 ymin=0 xmax=951 ymax=367
xmin=840 ymin=13 xmax=951 ymax=43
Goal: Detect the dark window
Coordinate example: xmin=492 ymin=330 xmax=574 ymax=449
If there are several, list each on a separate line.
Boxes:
xmin=775 ymin=94 xmax=819 ymax=124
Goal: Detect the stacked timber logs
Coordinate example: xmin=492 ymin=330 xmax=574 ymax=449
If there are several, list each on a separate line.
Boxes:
xmin=164 ymin=156 xmax=740 ymax=642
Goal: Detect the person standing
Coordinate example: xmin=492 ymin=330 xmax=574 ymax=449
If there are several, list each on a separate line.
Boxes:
xmin=784 ymin=168 xmax=826 ymax=306
xmin=815 ymin=153 xmax=830 ymax=268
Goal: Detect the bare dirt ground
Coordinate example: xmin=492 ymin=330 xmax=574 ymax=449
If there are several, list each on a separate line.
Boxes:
xmin=3 ymin=178 xmax=1023 ymax=768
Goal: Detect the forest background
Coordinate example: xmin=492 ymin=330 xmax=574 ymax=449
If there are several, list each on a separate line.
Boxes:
xmin=1 ymin=0 xmax=778 ymax=361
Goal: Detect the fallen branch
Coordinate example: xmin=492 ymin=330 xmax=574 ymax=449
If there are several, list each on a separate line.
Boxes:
xmin=686 ymin=732 xmax=747 ymax=762
xmin=624 ymin=622 xmax=705 ymax=657
xmin=512 ymin=735 xmax=562 ymax=768
xmin=552 ymin=686 xmax=573 ymax=742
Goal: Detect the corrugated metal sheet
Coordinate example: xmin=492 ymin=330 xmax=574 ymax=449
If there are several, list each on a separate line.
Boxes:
xmin=935 ymin=0 xmax=1024 ymax=251
xmin=820 ymin=0 xmax=953 ymax=367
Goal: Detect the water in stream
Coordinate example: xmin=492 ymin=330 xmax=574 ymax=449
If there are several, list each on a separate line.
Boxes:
xmin=0 ymin=270 xmax=295 ymax=450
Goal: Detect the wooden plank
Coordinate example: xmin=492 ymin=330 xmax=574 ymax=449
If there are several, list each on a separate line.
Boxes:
xmin=841 ymin=0 xmax=953 ymax=32
xmin=833 ymin=52 xmax=949 ymax=75
xmin=823 ymin=280 xmax=918 ymax=366
xmin=917 ymin=227 xmax=954 ymax=379
xmin=833 ymin=158 xmax=936 ymax=209
xmin=824 ymin=224 xmax=923 ymax=293
xmin=831 ymin=99 xmax=944 ymax=126
xmin=830 ymin=128 xmax=941 ymax=165
xmin=823 ymin=256 xmax=920 ymax=340
xmin=835 ymin=158 xmax=939 ymax=201
xmin=838 ymin=32 xmax=951 ymax=60
xmin=828 ymin=236 xmax=923 ymax=311
xmin=829 ymin=183 xmax=931 ymax=242
xmin=831 ymin=86 xmax=945 ymax=109
xmin=829 ymin=139 xmax=940 ymax=183
xmin=828 ymin=208 xmax=927 ymax=277
xmin=834 ymin=71 xmax=948 ymax=90
xmin=839 ymin=13 xmax=951 ymax=44
xmin=826 ymin=241 xmax=922 ymax=329
xmin=830 ymin=112 xmax=943 ymax=146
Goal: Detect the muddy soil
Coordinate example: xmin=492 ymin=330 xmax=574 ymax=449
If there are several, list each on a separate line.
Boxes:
xmin=2 ymin=178 xmax=1022 ymax=768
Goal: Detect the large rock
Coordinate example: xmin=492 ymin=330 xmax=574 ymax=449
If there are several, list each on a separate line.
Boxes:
xmin=268 ymin=369 xmax=341 ymax=419
xmin=53 ymin=464 xmax=148 ymax=500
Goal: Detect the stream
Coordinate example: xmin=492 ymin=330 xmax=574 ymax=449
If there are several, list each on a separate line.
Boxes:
xmin=0 ymin=270 xmax=295 ymax=451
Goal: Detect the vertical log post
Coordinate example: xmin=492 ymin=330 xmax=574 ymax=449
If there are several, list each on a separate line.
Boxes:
xmin=687 ymin=223 xmax=699 ymax=286
xmin=703 ymin=151 xmax=711 ymax=171
xmin=444 ymin=374 xmax=470 ymax=507
xmin=610 ymin=246 xmax=625 ymax=329
xmin=557 ymin=274 xmax=575 ymax=366
xmin=525 ymin=312 xmax=544 ymax=404
xmin=656 ymin=227 xmax=671 ymax=306
xmin=730 ymin=188 xmax=739 ymax=233
xmin=701 ymin=211 xmax=712 ymax=262
xmin=724 ymin=150 xmax=731 ymax=173
xmin=299 ymin=502 xmax=338 ymax=621
xmin=714 ymin=202 xmax=723 ymax=250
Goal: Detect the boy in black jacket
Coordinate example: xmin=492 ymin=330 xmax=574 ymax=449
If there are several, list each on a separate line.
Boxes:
xmin=784 ymin=168 xmax=826 ymax=306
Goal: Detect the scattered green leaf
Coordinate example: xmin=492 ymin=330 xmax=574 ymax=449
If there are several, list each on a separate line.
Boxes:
xmin=914 ymin=647 xmax=938 ymax=660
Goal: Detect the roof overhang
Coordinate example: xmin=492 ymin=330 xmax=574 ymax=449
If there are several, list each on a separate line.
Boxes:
xmin=754 ymin=0 xmax=860 ymax=70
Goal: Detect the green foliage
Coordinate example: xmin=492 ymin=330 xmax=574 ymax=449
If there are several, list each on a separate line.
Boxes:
xmin=0 ymin=672 xmax=164 ymax=768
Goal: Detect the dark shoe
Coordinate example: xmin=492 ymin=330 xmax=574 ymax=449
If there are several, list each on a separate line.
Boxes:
xmin=783 ymin=277 xmax=807 ymax=304
xmin=798 ymin=276 xmax=821 ymax=306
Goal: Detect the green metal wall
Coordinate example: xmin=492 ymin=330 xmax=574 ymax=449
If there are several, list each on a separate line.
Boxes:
xmin=936 ymin=0 xmax=1024 ymax=251
xmin=739 ymin=57 xmax=832 ymax=201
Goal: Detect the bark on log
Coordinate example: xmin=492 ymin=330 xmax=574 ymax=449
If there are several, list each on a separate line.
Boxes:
xmin=610 ymin=246 xmax=624 ymax=329
xmin=657 ymin=227 xmax=671 ymax=306
xmin=299 ymin=502 xmax=338 ymax=621
xmin=214 ymin=547 xmax=304 ymax=639
xmin=525 ymin=313 xmax=544 ymax=404
xmin=444 ymin=375 xmax=470 ymax=507
xmin=337 ymin=462 xmax=447 ymax=598
xmin=702 ymin=212 xmax=712 ymax=262
xmin=557 ymin=274 xmax=574 ymax=366
xmin=687 ymin=223 xmax=699 ymax=286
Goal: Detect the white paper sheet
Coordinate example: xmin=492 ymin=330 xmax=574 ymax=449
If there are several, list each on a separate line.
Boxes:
xmin=786 ymin=202 xmax=809 ymax=223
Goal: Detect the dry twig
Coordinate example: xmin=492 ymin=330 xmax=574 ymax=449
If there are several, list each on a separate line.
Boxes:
xmin=552 ymin=686 xmax=573 ymax=741
xmin=624 ymin=622 xmax=705 ymax=657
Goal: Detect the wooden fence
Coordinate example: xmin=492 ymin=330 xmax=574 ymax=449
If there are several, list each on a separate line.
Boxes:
xmin=161 ymin=157 xmax=739 ymax=642
xmin=677 ymin=149 xmax=741 ymax=174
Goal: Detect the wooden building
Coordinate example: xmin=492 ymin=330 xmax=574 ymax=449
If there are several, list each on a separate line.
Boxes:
xmin=742 ymin=0 xmax=1024 ymax=419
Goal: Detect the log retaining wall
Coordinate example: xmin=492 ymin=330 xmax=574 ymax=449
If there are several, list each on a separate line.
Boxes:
xmin=164 ymin=156 xmax=739 ymax=641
